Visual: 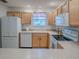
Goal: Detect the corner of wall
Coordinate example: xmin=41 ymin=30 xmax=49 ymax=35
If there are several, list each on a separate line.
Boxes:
xmin=0 ymin=4 xmax=8 ymax=17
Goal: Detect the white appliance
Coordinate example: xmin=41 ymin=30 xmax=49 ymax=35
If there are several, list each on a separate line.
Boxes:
xmin=0 ymin=16 xmax=21 ymax=48
xmin=20 ymin=32 xmax=32 ymax=47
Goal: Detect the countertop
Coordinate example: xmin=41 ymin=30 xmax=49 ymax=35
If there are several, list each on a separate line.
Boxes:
xmin=0 ymin=41 xmax=79 ymax=59
xmin=20 ymin=30 xmax=58 ymax=35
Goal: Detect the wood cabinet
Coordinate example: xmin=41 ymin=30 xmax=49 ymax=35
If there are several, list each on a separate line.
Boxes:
xmin=32 ymin=36 xmax=40 ymax=48
xmin=48 ymin=9 xmax=58 ymax=25
xmin=7 ymin=11 xmax=32 ymax=24
xmin=7 ymin=11 xmax=20 ymax=17
xmin=61 ymin=1 xmax=69 ymax=13
xmin=48 ymin=12 xmax=55 ymax=25
xmin=21 ymin=12 xmax=32 ymax=24
xmin=7 ymin=12 xmax=13 ymax=16
xmin=40 ymin=36 xmax=48 ymax=48
xmin=32 ymin=33 xmax=49 ymax=48
xmin=70 ymin=0 xmax=79 ymax=25
xmin=57 ymin=7 xmax=62 ymax=15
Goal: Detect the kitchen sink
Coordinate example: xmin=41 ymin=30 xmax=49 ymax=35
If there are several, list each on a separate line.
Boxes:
xmin=52 ymin=35 xmax=73 ymax=41
xmin=52 ymin=35 xmax=66 ymax=41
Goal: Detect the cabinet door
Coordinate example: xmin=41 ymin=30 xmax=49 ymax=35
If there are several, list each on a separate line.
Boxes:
xmin=32 ymin=33 xmax=49 ymax=48
xmin=7 ymin=12 xmax=13 ymax=16
xmin=57 ymin=7 xmax=62 ymax=15
xmin=40 ymin=36 xmax=48 ymax=48
xmin=7 ymin=12 xmax=16 ymax=16
xmin=48 ymin=13 xmax=54 ymax=25
xmin=69 ymin=0 xmax=79 ymax=25
xmin=26 ymin=13 xmax=32 ymax=24
xmin=21 ymin=13 xmax=27 ymax=24
xmin=32 ymin=36 xmax=40 ymax=48
xmin=14 ymin=12 xmax=20 ymax=17
xmin=21 ymin=13 xmax=32 ymax=24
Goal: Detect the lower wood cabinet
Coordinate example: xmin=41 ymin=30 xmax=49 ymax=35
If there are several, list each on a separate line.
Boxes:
xmin=32 ymin=36 xmax=40 ymax=48
xmin=32 ymin=33 xmax=49 ymax=48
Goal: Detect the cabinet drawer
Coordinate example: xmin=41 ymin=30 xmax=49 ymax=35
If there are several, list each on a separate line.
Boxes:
xmin=32 ymin=33 xmax=48 ymax=37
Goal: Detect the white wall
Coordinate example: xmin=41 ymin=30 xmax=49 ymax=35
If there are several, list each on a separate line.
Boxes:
xmin=22 ymin=24 xmax=56 ymax=31
xmin=8 ymin=7 xmax=51 ymax=12
xmin=0 ymin=4 xmax=8 ymax=17
xmin=0 ymin=4 xmax=8 ymax=48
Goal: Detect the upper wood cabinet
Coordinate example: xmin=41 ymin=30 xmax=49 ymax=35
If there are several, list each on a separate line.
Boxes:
xmin=54 ymin=10 xmax=58 ymax=16
xmin=7 ymin=11 xmax=21 ymax=17
xmin=48 ymin=12 xmax=55 ymax=25
xmin=7 ymin=11 xmax=32 ymax=24
xmin=69 ymin=0 xmax=79 ymax=25
xmin=48 ymin=9 xmax=58 ymax=25
xmin=21 ymin=12 xmax=32 ymax=24
xmin=61 ymin=1 xmax=69 ymax=13
xmin=57 ymin=7 xmax=62 ymax=15
xmin=7 ymin=11 xmax=15 ymax=16
xmin=48 ymin=5 xmax=62 ymax=25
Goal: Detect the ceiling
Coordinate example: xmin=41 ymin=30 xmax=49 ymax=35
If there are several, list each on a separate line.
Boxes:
xmin=0 ymin=0 xmax=66 ymax=12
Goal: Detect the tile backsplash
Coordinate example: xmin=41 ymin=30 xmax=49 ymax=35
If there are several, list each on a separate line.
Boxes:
xmin=22 ymin=24 xmax=57 ymax=31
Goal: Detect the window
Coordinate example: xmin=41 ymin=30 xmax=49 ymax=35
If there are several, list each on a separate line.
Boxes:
xmin=55 ymin=16 xmax=64 ymax=26
xmin=32 ymin=12 xmax=48 ymax=26
xmin=55 ymin=13 xmax=69 ymax=26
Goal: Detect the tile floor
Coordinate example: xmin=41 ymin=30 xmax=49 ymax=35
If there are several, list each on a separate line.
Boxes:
xmin=0 ymin=41 xmax=79 ymax=59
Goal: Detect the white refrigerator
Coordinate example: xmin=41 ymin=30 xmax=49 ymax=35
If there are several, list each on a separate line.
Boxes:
xmin=0 ymin=16 xmax=21 ymax=48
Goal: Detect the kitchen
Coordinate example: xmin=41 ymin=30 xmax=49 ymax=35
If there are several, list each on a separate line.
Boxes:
xmin=0 ymin=0 xmax=79 ymax=59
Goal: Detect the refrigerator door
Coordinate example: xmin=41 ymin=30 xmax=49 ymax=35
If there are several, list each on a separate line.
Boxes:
xmin=2 ymin=36 xmax=18 ymax=48
xmin=8 ymin=17 xmax=17 ymax=36
xmin=1 ymin=17 xmax=21 ymax=36
xmin=1 ymin=17 xmax=10 ymax=36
